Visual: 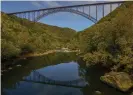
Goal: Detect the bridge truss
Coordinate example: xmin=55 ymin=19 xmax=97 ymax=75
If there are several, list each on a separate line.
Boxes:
xmin=7 ymin=1 xmax=124 ymax=23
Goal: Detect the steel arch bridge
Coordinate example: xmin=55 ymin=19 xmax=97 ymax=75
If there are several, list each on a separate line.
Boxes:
xmin=21 ymin=70 xmax=87 ymax=88
xmin=7 ymin=1 xmax=124 ymax=23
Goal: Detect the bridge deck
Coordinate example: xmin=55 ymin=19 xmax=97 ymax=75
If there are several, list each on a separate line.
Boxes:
xmin=7 ymin=1 xmax=124 ymax=25
xmin=7 ymin=1 xmax=124 ymax=14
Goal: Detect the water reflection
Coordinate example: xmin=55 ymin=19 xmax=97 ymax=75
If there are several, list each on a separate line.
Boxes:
xmin=2 ymin=52 xmax=78 ymax=89
xmin=37 ymin=62 xmax=79 ymax=81
xmin=2 ymin=52 xmax=128 ymax=95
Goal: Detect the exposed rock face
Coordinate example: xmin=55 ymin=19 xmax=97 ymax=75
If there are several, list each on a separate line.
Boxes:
xmin=100 ymin=72 xmax=133 ymax=92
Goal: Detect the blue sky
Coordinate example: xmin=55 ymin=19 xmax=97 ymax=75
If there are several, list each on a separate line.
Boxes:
xmin=1 ymin=1 xmax=118 ymax=31
xmin=1 ymin=1 xmax=96 ymax=31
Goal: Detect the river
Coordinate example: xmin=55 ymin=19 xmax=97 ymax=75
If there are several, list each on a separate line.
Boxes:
xmin=2 ymin=52 xmax=128 ymax=95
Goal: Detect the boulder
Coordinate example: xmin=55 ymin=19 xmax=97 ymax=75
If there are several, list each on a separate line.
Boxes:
xmin=130 ymin=92 xmax=133 ymax=95
xmin=95 ymin=91 xmax=102 ymax=95
xmin=100 ymin=72 xmax=133 ymax=92
xmin=8 ymin=67 xmax=12 ymax=70
xmin=16 ymin=64 xmax=21 ymax=67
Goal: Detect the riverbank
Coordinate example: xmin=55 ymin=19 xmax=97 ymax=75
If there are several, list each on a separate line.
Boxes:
xmin=20 ymin=49 xmax=79 ymax=58
xmin=1 ymin=49 xmax=79 ymax=73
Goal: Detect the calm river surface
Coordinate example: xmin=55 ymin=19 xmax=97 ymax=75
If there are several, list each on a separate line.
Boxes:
xmin=2 ymin=52 xmax=128 ymax=95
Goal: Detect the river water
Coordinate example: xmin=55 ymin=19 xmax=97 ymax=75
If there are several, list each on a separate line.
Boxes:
xmin=2 ymin=52 xmax=128 ymax=95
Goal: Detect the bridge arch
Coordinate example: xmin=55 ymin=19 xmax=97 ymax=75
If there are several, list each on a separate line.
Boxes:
xmin=8 ymin=1 xmax=124 ymax=24
xmin=22 ymin=70 xmax=87 ymax=88
xmin=35 ymin=8 xmax=97 ymax=23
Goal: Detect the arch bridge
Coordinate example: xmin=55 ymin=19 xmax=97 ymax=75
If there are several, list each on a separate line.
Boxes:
xmin=7 ymin=1 xmax=124 ymax=23
xmin=21 ymin=70 xmax=87 ymax=88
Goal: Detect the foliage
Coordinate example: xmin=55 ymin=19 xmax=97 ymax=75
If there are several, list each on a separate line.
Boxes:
xmin=78 ymin=2 xmax=133 ymax=73
xmin=1 ymin=39 xmax=21 ymax=59
xmin=1 ymin=12 xmax=77 ymax=61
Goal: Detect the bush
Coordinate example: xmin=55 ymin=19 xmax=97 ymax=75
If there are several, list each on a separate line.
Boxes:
xmin=1 ymin=12 xmax=77 ymax=61
xmin=1 ymin=39 xmax=21 ymax=59
xmin=20 ymin=43 xmax=35 ymax=54
xmin=79 ymin=2 xmax=133 ymax=73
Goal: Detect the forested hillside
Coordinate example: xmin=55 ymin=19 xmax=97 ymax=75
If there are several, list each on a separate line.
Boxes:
xmin=1 ymin=12 xmax=77 ymax=60
xmin=78 ymin=2 xmax=133 ymax=74
xmin=2 ymin=2 xmax=133 ymax=73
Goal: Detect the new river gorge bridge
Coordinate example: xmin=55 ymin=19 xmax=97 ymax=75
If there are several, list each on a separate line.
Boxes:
xmin=7 ymin=1 xmax=124 ymax=23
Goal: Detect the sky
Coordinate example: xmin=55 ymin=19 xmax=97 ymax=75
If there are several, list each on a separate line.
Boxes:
xmin=1 ymin=1 xmax=119 ymax=31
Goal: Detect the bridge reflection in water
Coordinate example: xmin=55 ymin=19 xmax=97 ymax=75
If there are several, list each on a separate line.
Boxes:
xmin=22 ymin=70 xmax=88 ymax=88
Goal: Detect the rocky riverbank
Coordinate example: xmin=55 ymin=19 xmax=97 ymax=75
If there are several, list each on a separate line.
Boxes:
xmin=20 ymin=49 xmax=79 ymax=58
xmin=1 ymin=49 xmax=79 ymax=74
xmin=100 ymin=72 xmax=133 ymax=92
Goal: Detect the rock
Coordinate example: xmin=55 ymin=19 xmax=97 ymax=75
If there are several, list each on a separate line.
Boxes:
xmin=16 ymin=64 xmax=21 ymax=67
xmin=95 ymin=91 xmax=102 ymax=95
xmin=23 ymin=58 xmax=26 ymax=59
xmin=3 ymin=70 xmax=7 ymax=72
xmin=100 ymin=72 xmax=133 ymax=92
xmin=8 ymin=67 xmax=12 ymax=70
xmin=130 ymin=92 xmax=133 ymax=95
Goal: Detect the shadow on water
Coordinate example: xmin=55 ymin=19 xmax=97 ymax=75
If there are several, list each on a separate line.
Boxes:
xmin=2 ymin=52 xmax=129 ymax=95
